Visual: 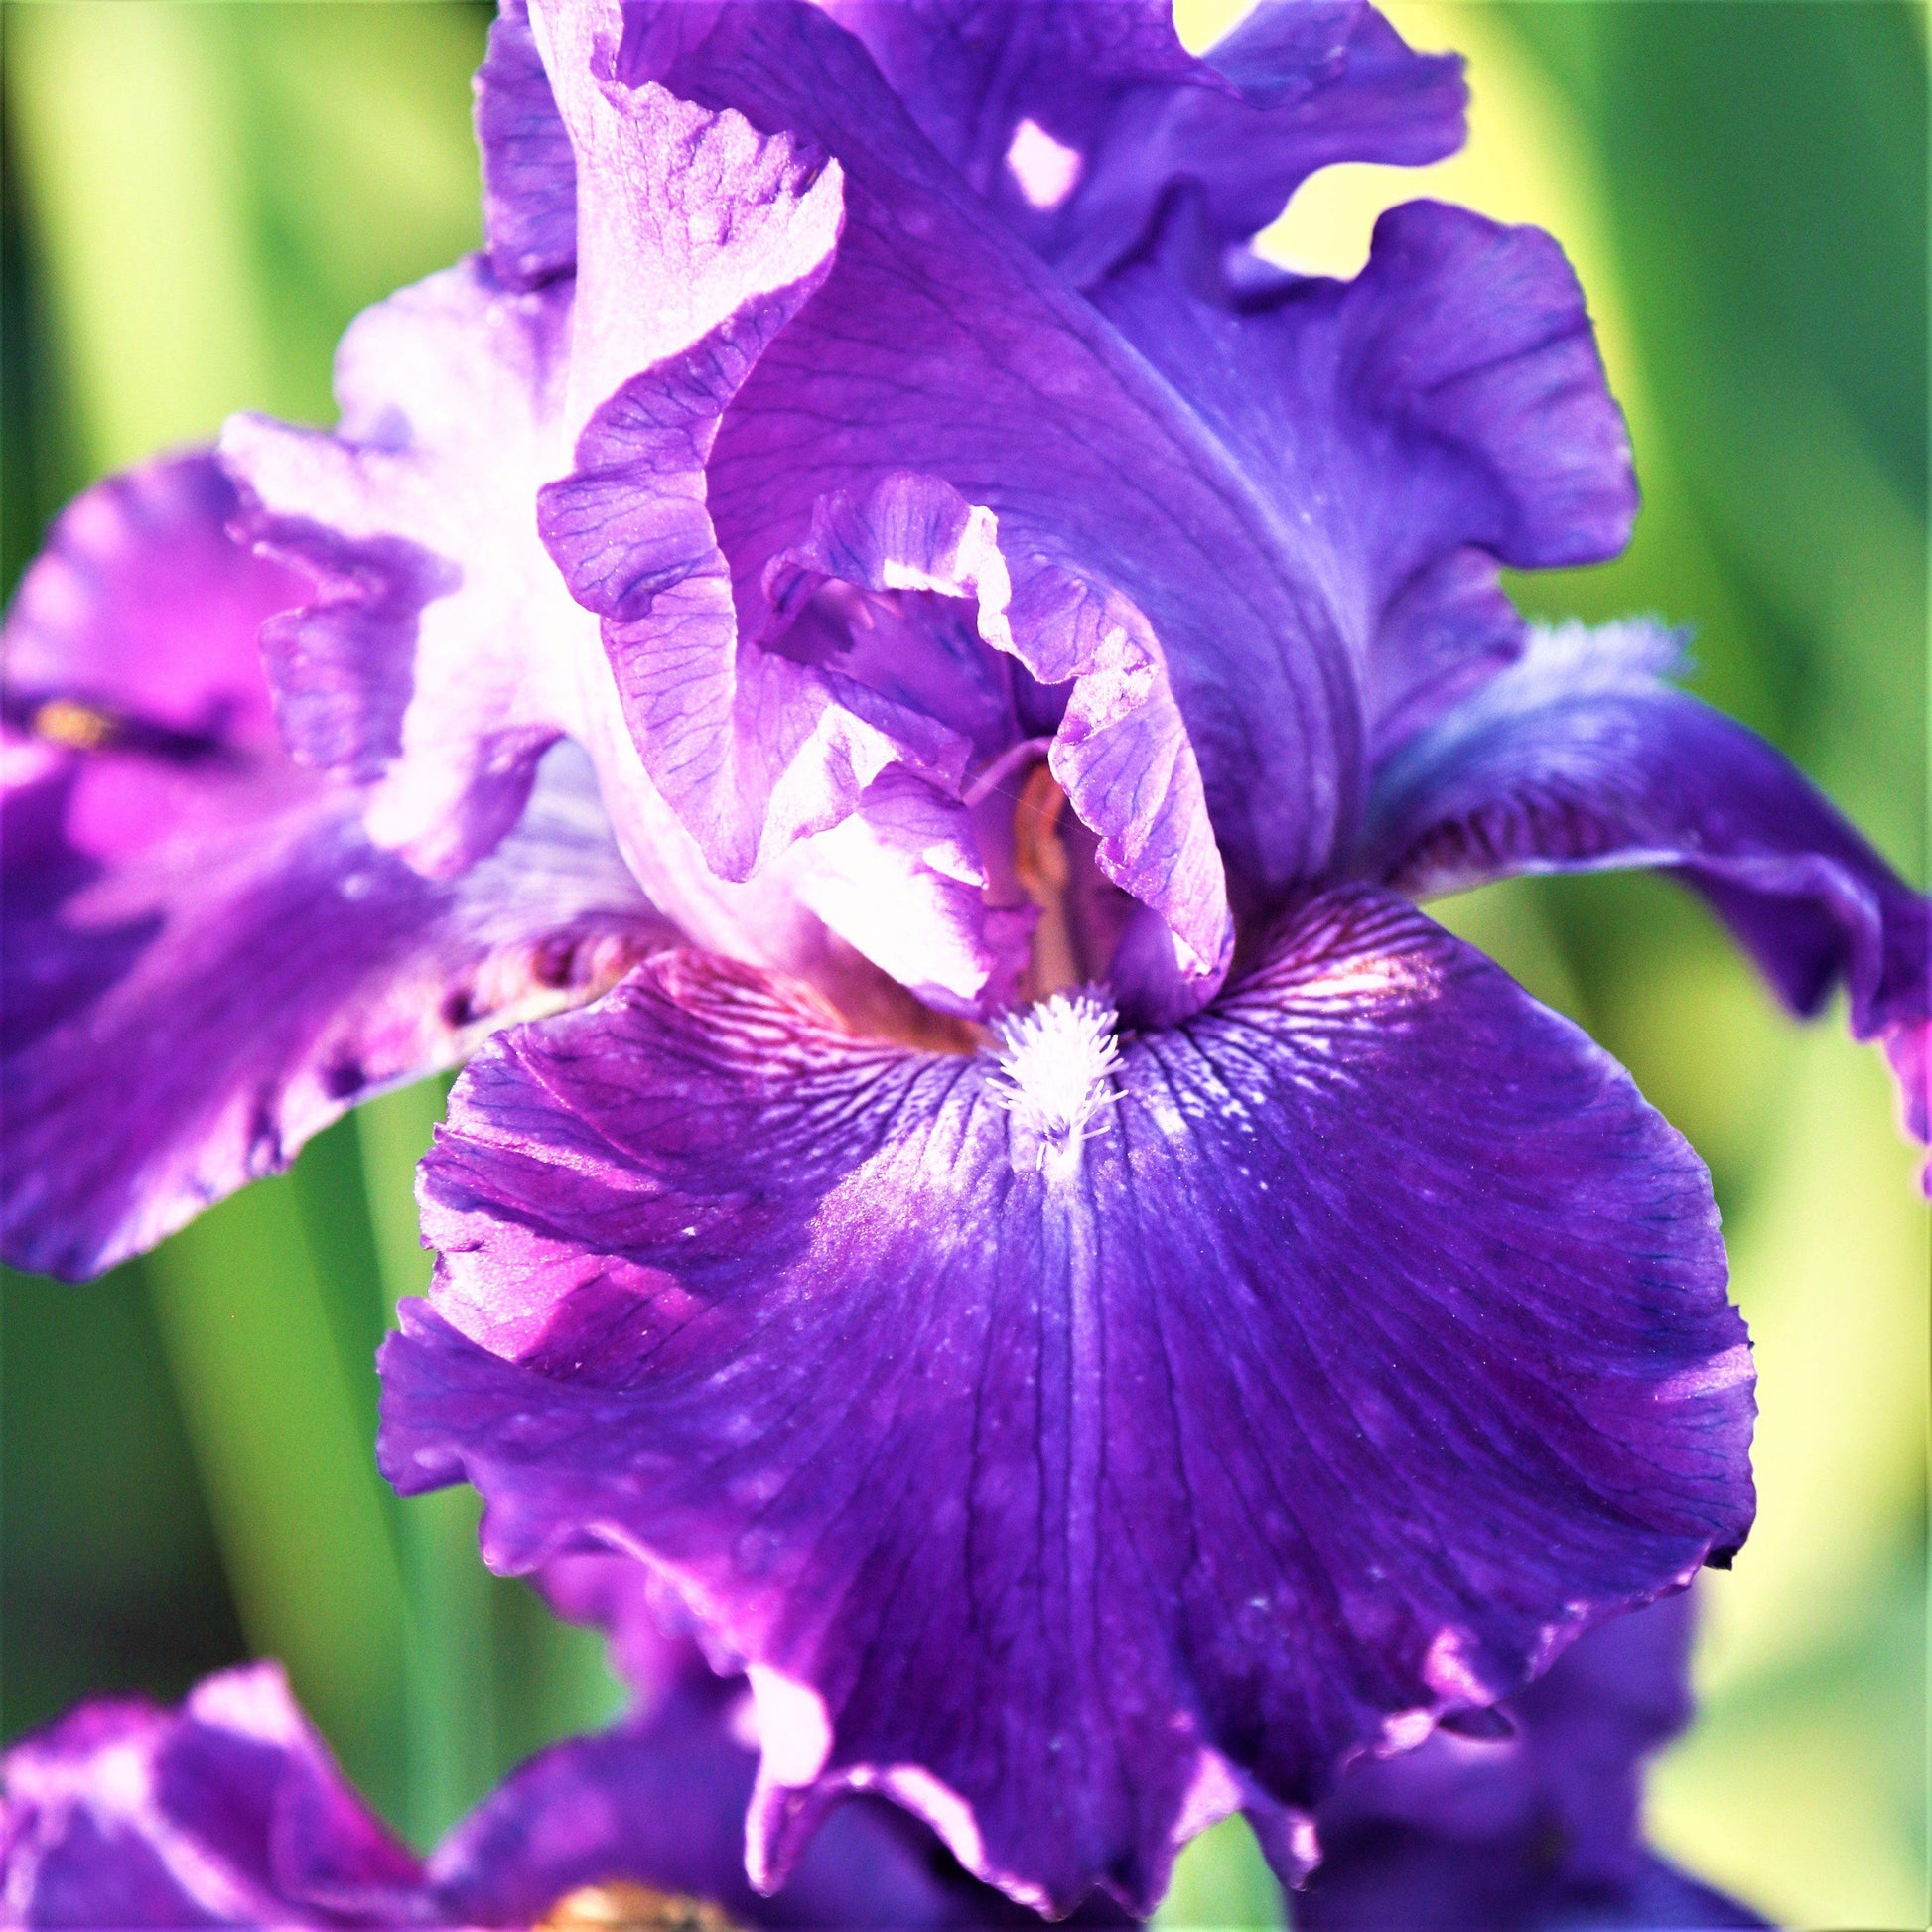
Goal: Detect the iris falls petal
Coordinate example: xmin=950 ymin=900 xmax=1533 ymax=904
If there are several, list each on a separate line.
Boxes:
xmin=1361 ymin=619 xmax=1931 ymax=1171
xmin=379 ymin=887 xmax=1754 ymax=1917
xmin=0 ymin=1560 xmax=1131 ymax=1929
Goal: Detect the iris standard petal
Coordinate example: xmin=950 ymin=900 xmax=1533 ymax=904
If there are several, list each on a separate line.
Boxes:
xmin=535 ymin=0 xmax=1362 ymax=915
xmin=827 ymin=1 xmax=1463 ymax=289
xmin=762 ymin=469 xmax=1232 ymax=1012
xmin=475 ymin=0 xmax=577 ymax=291
xmin=1 ymin=454 xmax=672 ymax=1280
xmin=818 ymin=0 xmax=1210 ymax=216
xmin=1096 ymin=198 xmax=1637 ymax=760
xmin=378 ymin=885 xmax=1753 ymax=1918
xmin=1359 ymin=620 xmax=1931 ymax=1170
xmin=217 ymin=255 xmax=969 ymax=1020
xmin=1043 ymin=1 xmax=1467 ymax=288
xmin=1302 ymin=1593 xmax=1771 ymax=1929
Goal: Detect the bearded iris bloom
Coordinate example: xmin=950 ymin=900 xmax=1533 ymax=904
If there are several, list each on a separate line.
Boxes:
xmin=1 ymin=0 xmax=1924 ymax=1924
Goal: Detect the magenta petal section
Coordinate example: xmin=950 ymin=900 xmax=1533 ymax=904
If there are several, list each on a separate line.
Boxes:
xmin=1361 ymin=620 xmax=1931 ymax=1170
xmin=2 ymin=454 xmax=672 ymax=1279
xmin=0 ymin=1663 xmax=425 ymax=1929
xmin=379 ymin=886 xmax=1753 ymax=1918
xmin=3 ymin=453 xmax=293 ymax=761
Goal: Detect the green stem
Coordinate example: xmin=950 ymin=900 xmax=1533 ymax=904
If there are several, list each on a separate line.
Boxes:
xmin=144 ymin=1178 xmax=409 ymax=1823
xmin=357 ymin=1078 xmax=499 ymax=1847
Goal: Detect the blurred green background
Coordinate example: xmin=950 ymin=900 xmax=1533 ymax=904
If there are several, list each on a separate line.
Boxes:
xmin=0 ymin=3 xmax=1924 ymax=1926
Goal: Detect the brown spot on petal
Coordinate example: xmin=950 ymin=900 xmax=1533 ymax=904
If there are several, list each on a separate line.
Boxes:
xmin=536 ymin=1882 xmax=742 ymax=1932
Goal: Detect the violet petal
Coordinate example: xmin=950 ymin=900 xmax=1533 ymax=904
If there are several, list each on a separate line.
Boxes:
xmin=379 ymin=886 xmax=1753 ymax=1918
xmin=2 ymin=1565 xmax=1131 ymax=1928
xmin=829 ymin=2 xmax=1463 ymax=288
xmin=1302 ymin=1594 xmax=1771 ymax=1929
xmin=1359 ymin=619 xmax=1931 ymax=1173
xmin=475 ymin=0 xmax=577 ymax=290
xmin=1052 ymin=2 xmax=1466 ymax=288
xmin=0 ymin=1664 xmax=425 ymax=1928
xmin=1095 ymin=197 xmax=1637 ymax=759
xmin=431 ymin=1660 xmax=1092 ymax=1929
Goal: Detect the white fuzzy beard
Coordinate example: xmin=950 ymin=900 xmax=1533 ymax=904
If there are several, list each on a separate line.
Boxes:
xmin=986 ymin=988 xmax=1123 ymax=1183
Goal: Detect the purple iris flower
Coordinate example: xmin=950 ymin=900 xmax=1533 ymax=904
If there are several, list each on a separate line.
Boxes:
xmin=3 ymin=0 xmax=1925 ymax=1921
xmin=1301 ymin=1589 xmax=1768 ymax=1931
xmin=0 ymin=1552 xmax=1126 ymax=1929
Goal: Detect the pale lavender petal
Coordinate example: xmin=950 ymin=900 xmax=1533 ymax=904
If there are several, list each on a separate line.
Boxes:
xmin=1301 ymin=1594 xmax=1771 ymax=1929
xmin=536 ymin=0 xmax=1362 ymax=934
xmin=1360 ymin=620 xmax=1931 ymax=1171
xmin=1 ymin=455 xmax=672 ymax=1279
xmin=213 ymin=259 xmax=938 ymax=1020
xmin=379 ymin=887 xmax=1752 ymax=1918
xmin=763 ymin=469 xmax=1233 ymax=1012
xmin=788 ymin=770 xmax=1027 ymax=1016
xmin=221 ymin=257 xmax=585 ymax=880
xmin=526 ymin=2 xmax=913 ymax=888
xmin=0 ymin=1664 xmax=424 ymax=1929
xmin=475 ymin=0 xmax=577 ymax=290
xmin=1096 ymin=198 xmax=1636 ymax=759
